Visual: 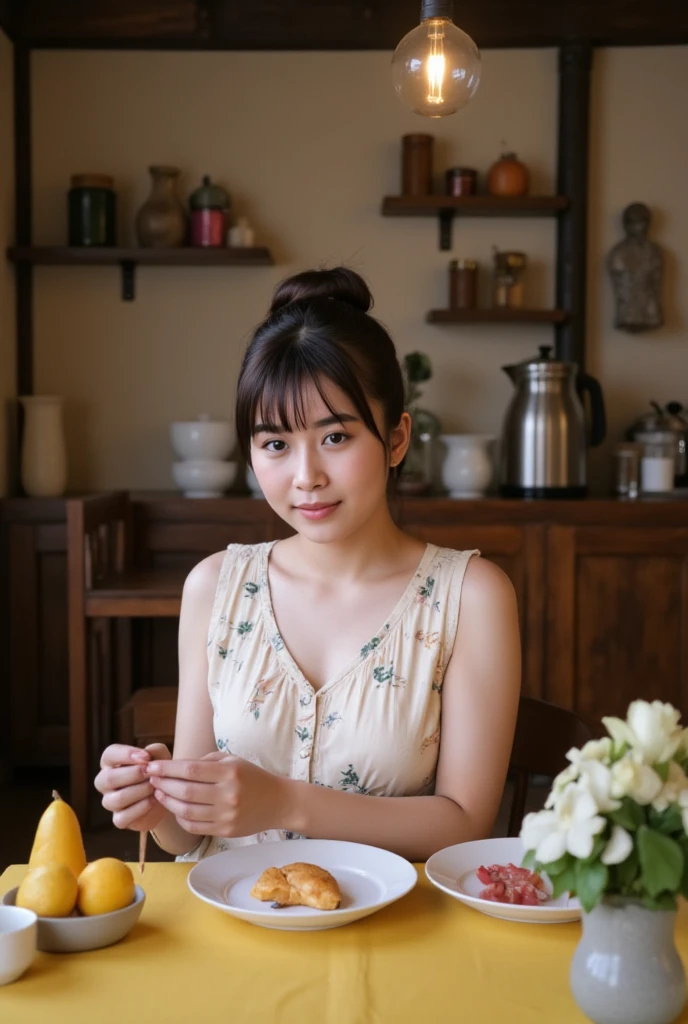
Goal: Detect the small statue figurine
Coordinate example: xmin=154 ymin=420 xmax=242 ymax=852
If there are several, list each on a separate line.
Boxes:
xmin=607 ymin=202 xmax=664 ymax=332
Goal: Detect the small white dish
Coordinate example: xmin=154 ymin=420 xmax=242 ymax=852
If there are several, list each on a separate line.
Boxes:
xmin=187 ymin=838 xmax=417 ymax=931
xmin=170 ymin=417 xmax=235 ymax=461
xmin=2 ymin=885 xmax=145 ymax=953
xmin=172 ymin=459 xmax=237 ymax=498
xmin=425 ymin=837 xmax=581 ymax=924
xmin=0 ymin=906 xmax=37 ymax=985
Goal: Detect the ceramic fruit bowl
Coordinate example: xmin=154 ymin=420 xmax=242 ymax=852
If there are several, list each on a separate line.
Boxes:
xmin=170 ymin=416 xmax=235 ymax=461
xmin=172 ymin=459 xmax=237 ymax=498
xmin=2 ymin=885 xmax=145 ymax=953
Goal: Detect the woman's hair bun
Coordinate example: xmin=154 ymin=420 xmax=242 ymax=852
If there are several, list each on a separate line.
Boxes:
xmin=268 ymin=267 xmax=373 ymax=315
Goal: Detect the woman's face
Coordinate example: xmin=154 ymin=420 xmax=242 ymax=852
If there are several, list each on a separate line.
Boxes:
xmin=250 ymin=377 xmax=410 ymax=544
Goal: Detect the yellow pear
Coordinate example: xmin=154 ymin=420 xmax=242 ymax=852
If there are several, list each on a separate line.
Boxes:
xmin=77 ymin=858 xmax=135 ymax=916
xmin=28 ymin=790 xmax=87 ymax=881
xmin=16 ymin=863 xmax=78 ymax=917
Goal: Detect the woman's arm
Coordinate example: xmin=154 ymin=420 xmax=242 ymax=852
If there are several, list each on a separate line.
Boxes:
xmin=148 ymin=556 xmax=522 ymax=862
xmin=145 ymin=552 xmax=224 ymax=855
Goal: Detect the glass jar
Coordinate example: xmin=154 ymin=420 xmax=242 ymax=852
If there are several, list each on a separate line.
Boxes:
xmin=640 ymin=436 xmax=676 ymax=493
xmin=449 ymin=259 xmax=477 ymax=309
xmin=492 ymin=250 xmax=527 ymax=308
xmin=189 ymin=175 xmax=230 ymax=248
xmin=612 ymin=443 xmax=641 ymax=499
xmin=68 ymin=174 xmax=116 ymax=247
xmin=445 ymin=167 xmax=477 ymax=197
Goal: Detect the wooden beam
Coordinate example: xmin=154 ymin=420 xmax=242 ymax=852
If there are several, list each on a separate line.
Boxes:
xmin=0 ymin=0 xmax=15 ymax=40
xmin=14 ymin=0 xmax=688 ymax=49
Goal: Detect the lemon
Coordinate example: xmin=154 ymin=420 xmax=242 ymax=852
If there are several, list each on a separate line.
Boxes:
xmin=77 ymin=858 xmax=135 ymax=916
xmin=16 ymin=862 xmax=78 ymax=917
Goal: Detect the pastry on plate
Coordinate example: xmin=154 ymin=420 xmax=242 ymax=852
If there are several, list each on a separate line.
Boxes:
xmin=250 ymin=862 xmax=341 ymax=911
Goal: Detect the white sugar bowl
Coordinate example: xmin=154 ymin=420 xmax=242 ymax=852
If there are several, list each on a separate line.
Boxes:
xmin=172 ymin=459 xmax=237 ymax=498
xmin=440 ymin=434 xmax=496 ymax=498
xmin=170 ymin=415 xmax=235 ymax=461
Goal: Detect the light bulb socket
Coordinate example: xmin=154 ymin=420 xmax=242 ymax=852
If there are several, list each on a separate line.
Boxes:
xmin=420 ymin=0 xmax=454 ymax=20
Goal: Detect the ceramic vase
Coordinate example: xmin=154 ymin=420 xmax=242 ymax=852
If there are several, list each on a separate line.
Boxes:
xmin=440 ymin=434 xmax=495 ymax=498
xmin=570 ymin=898 xmax=687 ymax=1024
xmin=135 ymin=165 xmax=187 ymax=247
xmin=19 ymin=395 xmax=68 ymax=497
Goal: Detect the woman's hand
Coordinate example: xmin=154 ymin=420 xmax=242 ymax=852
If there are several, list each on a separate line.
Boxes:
xmin=145 ymin=753 xmax=292 ymax=837
xmin=95 ymin=743 xmax=172 ymax=832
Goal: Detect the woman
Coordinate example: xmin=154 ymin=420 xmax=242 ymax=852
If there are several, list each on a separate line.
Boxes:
xmin=95 ymin=267 xmax=521 ymax=862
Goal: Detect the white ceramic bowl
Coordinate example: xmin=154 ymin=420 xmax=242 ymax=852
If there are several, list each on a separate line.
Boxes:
xmin=2 ymin=886 xmax=145 ymax=953
xmin=0 ymin=906 xmax=37 ymax=985
xmin=172 ymin=459 xmax=237 ymax=498
xmin=170 ymin=418 xmax=235 ymax=461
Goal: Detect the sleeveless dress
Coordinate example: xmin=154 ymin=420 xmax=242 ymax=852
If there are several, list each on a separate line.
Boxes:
xmin=177 ymin=540 xmax=479 ymax=861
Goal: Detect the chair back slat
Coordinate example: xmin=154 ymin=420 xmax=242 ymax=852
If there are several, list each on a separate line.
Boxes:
xmin=507 ymin=696 xmax=602 ymax=837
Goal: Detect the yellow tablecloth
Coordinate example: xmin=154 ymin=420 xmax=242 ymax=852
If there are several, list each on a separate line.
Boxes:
xmin=1 ymin=863 xmax=687 ymax=1024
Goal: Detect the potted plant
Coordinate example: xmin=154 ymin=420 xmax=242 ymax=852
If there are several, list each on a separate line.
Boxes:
xmin=398 ymin=352 xmax=441 ymax=495
xmin=520 ymin=699 xmax=688 ymax=1024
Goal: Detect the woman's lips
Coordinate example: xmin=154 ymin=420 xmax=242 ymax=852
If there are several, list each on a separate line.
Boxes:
xmin=294 ymin=502 xmax=340 ymax=520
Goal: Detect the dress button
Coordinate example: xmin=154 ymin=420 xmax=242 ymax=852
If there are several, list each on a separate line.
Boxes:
xmin=299 ymin=747 xmax=312 ymax=760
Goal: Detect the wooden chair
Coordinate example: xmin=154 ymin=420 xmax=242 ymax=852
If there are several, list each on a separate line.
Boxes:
xmin=67 ymin=492 xmax=184 ymax=824
xmin=507 ymin=696 xmax=602 ymax=837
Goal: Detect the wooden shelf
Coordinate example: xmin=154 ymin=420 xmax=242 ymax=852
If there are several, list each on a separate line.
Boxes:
xmin=7 ymin=246 xmax=275 ymax=300
xmin=427 ymin=308 xmax=568 ymax=324
xmin=381 ymin=195 xmax=569 ymax=249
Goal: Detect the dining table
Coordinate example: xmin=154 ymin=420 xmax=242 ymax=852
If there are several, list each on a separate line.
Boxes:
xmin=1 ymin=862 xmax=687 ymax=1023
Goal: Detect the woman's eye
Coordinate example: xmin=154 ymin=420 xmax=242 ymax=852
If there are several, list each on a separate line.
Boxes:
xmin=263 ymin=439 xmax=287 ymax=452
xmin=324 ymin=432 xmax=349 ymax=446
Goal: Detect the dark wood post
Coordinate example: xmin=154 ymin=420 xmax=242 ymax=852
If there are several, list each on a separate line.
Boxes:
xmin=14 ymin=43 xmax=33 ymax=397
xmin=555 ymin=41 xmax=593 ymax=370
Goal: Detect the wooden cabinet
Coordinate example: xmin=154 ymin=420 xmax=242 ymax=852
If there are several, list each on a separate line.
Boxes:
xmin=545 ymin=525 xmax=688 ymax=722
xmin=3 ymin=494 xmax=688 ymax=772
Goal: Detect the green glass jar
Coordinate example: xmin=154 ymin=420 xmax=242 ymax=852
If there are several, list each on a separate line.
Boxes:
xmin=68 ymin=174 xmax=117 ymax=247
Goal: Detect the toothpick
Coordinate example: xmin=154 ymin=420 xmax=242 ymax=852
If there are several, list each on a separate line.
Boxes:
xmin=139 ymin=830 xmax=147 ymax=876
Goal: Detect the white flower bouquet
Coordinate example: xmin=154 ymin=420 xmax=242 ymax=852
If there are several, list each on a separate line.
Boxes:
xmin=520 ymin=700 xmax=688 ymax=912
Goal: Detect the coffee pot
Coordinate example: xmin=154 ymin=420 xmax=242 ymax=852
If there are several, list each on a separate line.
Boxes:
xmin=500 ymin=346 xmax=606 ymax=498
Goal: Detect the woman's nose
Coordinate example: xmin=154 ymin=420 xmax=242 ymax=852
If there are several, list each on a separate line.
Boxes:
xmin=293 ymin=449 xmax=327 ymax=490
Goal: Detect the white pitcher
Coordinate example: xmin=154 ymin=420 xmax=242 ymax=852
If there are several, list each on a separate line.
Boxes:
xmin=440 ymin=434 xmax=496 ymax=498
xmin=19 ymin=396 xmax=68 ymax=497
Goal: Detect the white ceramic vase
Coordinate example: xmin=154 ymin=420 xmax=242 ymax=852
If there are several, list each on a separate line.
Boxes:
xmin=440 ymin=434 xmax=496 ymax=498
xmin=19 ymin=395 xmax=68 ymax=497
xmin=570 ymin=898 xmax=686 ymax=1024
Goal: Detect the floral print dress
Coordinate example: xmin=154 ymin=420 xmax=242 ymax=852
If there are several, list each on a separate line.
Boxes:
xmin=177 ymin=541 xmax=479 ymax=861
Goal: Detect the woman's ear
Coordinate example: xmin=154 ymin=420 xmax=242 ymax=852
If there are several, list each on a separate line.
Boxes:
xmin=389 ymin=411 xmax=412 ymax=468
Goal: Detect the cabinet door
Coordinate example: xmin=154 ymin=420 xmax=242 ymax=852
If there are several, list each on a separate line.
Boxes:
xmin=401 ymin=520 xmax=545 ymax=700
xmin=546 ymin=526 xmax=688 ymax=721
xmin=7 ymin=522 xmax=69 ymax=766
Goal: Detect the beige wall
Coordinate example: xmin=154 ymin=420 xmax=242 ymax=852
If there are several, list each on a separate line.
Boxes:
xmin=0 ymin=30 xmax=15 ymax=495
xmin=29 ymin=46 xmax=687 ymax=492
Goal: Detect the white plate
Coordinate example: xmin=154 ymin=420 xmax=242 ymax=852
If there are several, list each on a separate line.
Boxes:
xmin=426 ymin=837 xmax=581 ymax=924
xmin=187 ymin=839 xmax=417 ymax=931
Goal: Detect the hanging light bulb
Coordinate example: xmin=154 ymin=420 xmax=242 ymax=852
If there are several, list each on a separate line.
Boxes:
xmin=392 ymin=1 xmax=481 ymax=118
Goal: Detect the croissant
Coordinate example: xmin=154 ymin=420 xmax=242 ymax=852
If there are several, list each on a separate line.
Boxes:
xmin=250 ymin=862 xmax=341 ymax=911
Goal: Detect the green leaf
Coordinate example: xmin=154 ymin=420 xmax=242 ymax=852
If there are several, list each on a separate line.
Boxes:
xmin=614 ymin=847 xmax=640 ymax=893
xmin=637 ymin=826 xmax=684 ymax=897
xmin=610 ymin=798 xmax=646 ymax=831
xmin=642 ymin=892 xmax=677 ymax=911
xmin=582 ymin=834 xmax=609 ymax=864
xmin=654 ymin=761 xmax=670 ymax=782
xmin=551 ymin=865 xmax=577 ymax=899
xmin=680 ymin=839 xmax=688 ymax=901
xmin=575 ymin=861 xmax=609 ymax=913
xmin=403 ymin=351 xmax=432 ymax=384
xmin=540 ymin=853 xmax=572 ymax=876
xmin=521 ymin=849 xmax=536 ymax=870
xmin=647 ymin=804 xmax=683 ymax=836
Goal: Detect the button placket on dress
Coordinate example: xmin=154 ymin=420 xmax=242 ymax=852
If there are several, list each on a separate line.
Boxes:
xmin=295 ymin=686 xmax=316 ymax=780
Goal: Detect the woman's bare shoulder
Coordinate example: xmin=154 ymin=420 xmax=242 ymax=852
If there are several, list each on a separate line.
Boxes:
xmin=460 ymin=554 xmax=517 ymax=614
xmin=182 ymin=550 xmax=228 ymax=603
